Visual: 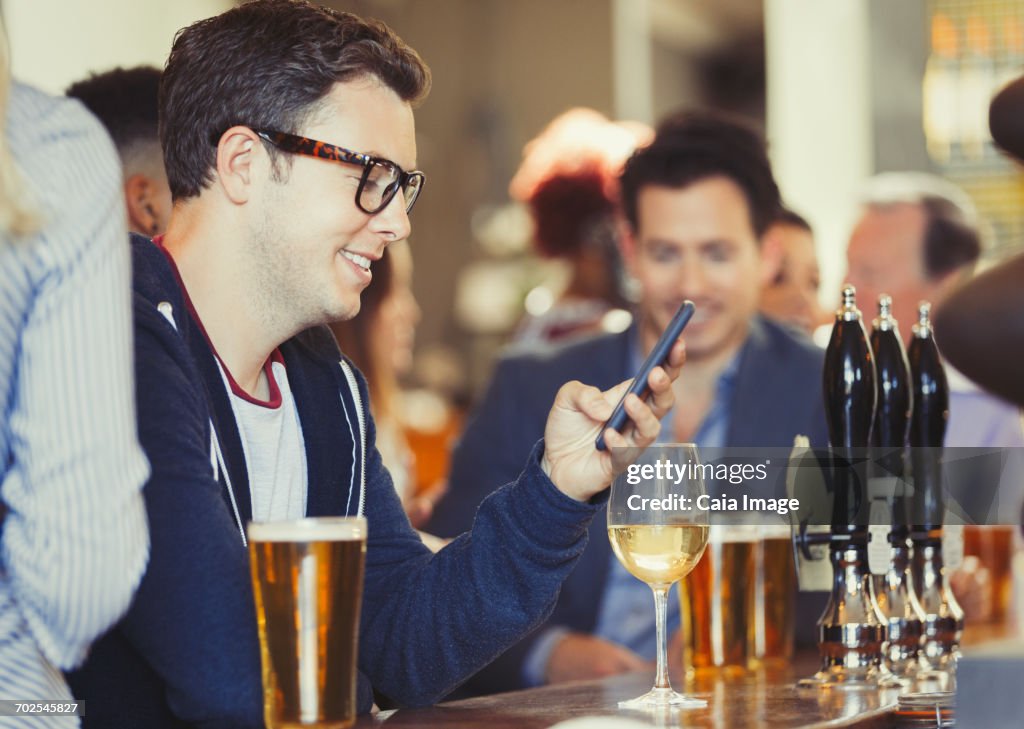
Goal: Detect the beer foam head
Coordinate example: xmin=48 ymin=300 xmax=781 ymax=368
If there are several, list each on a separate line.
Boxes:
xmin=709 ymin=524 xmax=760 ymax=543
xmin=247 ymin=517 xmax=367 ymax=542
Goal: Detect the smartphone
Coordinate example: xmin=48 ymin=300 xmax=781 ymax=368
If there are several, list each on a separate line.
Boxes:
xmin=595 ymin=300 xmax=695 ymax=451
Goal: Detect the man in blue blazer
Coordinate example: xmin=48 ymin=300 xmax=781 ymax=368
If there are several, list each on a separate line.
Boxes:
xmin=428 ymin=111 xmax=830 ymax=694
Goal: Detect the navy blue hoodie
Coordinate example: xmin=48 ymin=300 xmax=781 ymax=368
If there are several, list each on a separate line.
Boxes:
xmin=67 ymin=236 xmax=604 ymax=727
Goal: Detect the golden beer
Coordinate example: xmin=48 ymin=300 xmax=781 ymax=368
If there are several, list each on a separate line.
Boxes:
xmin=248 ymin=518 xmax=367 ymax=729
xmin=679 ymin=527 xmax=757 ymax=675
xmin=753 ymin=534 xmax=796 ymax=665
xmin=964 ymin=525 xmax=1015 ymax=623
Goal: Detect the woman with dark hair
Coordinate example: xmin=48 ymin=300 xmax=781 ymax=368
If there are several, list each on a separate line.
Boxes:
xmin=759 ymin=208 xmax=826 ymax=335
xmin=330 ymin=241 xmax=445 ymax=535
xmin=510 ymin=108 xmax=650 ymax=347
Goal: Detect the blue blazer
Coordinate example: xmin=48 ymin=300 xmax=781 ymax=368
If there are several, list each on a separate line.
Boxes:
xmin=428 ymin=317 xmax=829 ymax=694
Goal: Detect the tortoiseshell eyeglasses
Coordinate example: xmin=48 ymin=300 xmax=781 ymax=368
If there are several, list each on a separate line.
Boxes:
xmin=254 ymin=130 xmax=425 ymax=214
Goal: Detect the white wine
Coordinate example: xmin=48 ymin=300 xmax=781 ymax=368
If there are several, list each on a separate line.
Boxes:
xmin=608 ymin=524 xmax=709 ymax=586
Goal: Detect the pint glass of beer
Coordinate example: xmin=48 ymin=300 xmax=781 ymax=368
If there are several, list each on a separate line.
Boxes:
xmin=678 ymin=524 xmax=757 ymax=676
xmin=753 ymin=525 xmax=796 ymax=666
xmin=248 ymin=517 xmax=367 ymax=729
xmin=963 ymin=524 xmax=1015 ymax=623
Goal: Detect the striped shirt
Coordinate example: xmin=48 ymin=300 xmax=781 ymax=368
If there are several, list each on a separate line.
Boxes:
xmin=0 ymin=84 xmax=149 ymax=726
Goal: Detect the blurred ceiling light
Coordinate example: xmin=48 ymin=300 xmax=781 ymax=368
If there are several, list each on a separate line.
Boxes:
xmin=601 ymin=308 xmax=634 ymax=334
xmin=470 ymin=202 xmax=532 ymax=258
xmin=649 ymin=0 xmax=763 ymax=55
xmin=454 ymin=261 xmax=525 ymax=333
xmin=523 ymin=286 xmax=555 ymax=317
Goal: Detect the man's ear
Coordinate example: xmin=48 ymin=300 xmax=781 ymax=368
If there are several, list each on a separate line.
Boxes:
xmin=759 ymin=226 xmax=784 ymax=287
xmin=125 ymin=174 xmax=158 ymax=235
xmin=213 ymin=126 xmax=261 ymax=205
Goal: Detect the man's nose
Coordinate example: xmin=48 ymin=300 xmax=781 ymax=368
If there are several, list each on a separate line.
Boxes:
xmin=676 ymin=262 xmax=708 ymax=299
xmin=369 ymin=191 xmax=412 ymax=242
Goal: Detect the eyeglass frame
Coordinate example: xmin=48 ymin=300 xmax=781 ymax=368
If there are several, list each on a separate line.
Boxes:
xmin=210 ymin=128 xmax=425 ymax=214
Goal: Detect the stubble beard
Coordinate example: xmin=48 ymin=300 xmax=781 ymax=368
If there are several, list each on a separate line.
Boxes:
xmin=247 ymin=213 xmax=321 ymax=339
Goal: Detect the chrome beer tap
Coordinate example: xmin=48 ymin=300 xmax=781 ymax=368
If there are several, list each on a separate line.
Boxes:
xmin=800 ymin=285 xmax=895 ymax=688
xmin=869 ymin=295 xmax=926 ymax=679
xmin=907 ymin=302 xmax=963 ymax=687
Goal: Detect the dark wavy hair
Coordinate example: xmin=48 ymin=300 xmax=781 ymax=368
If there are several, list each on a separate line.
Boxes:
xmin=620 ymin=110 xmax=782 ymax=239
xmin=528 ymin=166 xmax=615 ymax=258
xmin=161 ymin=0 xmax=431 ymax=201
xmin=774 ymin=207 xmax=812 ymax=233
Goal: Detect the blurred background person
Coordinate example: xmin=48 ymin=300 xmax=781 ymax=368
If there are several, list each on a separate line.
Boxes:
xmin=330 ymin=241 xmax=446 ymax=540
xmin=846 ymin=171 xmax=1024 ymax=624
xmin=508 ymin=108 xmax=650 ymax=349
xmin=845 ymin=172 xmax=1024 ymax=449
xmin=758 ymin=207 xmax=825 ymax=335
xmin=0 ymin=21 xmax=149 ymax=720
xmin=429 ymin=110 xmax=829 ymax=695
xmin=66 ymin=65 xmax=171 ymax=237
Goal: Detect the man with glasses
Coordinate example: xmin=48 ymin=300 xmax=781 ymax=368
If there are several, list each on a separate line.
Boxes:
xmin=65 ymin=2 xmax=684 ymax=726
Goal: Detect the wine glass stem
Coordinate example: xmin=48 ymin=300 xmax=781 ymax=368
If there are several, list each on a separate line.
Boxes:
xmin=652 ymin=584 xmax=671 ymax=690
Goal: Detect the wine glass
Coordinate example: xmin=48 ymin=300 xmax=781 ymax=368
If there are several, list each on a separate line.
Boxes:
xmin=607 ymin=443 xmax=709 ymax=709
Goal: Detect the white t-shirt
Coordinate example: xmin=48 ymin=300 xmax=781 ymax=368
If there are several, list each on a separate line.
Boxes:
xmin=216 ymin=352 xmax=307 ymax=522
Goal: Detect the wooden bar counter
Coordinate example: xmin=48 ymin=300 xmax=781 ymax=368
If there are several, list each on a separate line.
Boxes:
xmin=356 ymin=624 xmax=1021 ymax=728
xmin=355 ymin=655 xmax=904 ymax=729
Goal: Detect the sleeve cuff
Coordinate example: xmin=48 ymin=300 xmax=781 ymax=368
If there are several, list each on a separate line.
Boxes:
xmin=533 ymin=438 xmax=611 ymax=506
xmin=503 ymin=440 xmax=607 ymax=550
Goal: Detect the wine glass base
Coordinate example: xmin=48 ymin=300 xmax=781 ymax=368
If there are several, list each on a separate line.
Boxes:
xmin=618 ymin=687 xmax=707 ymax=709
xmin=913 ymin=668 xmax=954 ymax=693
xmin=797 ymin=664 xmax=906 ymax=691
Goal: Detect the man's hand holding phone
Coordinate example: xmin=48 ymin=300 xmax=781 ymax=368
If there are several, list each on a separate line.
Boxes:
xmin=540 ymin=302 xmax=693 ymax=502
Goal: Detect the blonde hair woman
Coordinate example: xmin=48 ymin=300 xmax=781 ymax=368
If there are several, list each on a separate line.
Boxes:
xmin=0 ymin=27 xmax=34 ymax=235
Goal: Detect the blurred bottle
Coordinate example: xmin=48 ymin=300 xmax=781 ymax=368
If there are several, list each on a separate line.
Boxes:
xmin=1001 ymin=17 xmax=1024 ymax=89
xmin=923 ymin=13 xmax=960 ymax=164
xmin=960 ymin=16 xmax=995 ymax=160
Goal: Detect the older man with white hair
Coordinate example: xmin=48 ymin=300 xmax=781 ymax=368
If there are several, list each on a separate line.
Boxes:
xmin=845 ymin=171 xmax=1024 ymax=449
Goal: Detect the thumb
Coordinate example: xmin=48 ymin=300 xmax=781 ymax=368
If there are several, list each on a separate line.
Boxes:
xmin=556 ymin=380 xmax=612 ymax=421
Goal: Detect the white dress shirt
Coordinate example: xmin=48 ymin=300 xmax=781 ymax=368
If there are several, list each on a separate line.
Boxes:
xmin=0 ymin=84 xmax=149 ymax=725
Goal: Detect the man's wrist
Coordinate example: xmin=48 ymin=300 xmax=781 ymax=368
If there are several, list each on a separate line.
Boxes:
xmin=540 ymin=450 xmax=552 ymax=481
xmin=540 ymin=447 xmax=579 ymax=501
